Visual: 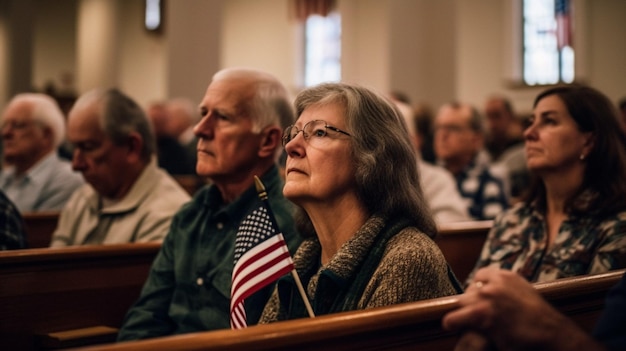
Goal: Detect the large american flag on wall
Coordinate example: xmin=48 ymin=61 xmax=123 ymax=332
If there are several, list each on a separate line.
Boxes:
xmin=230 ymin=203 xmax=294 ymax=329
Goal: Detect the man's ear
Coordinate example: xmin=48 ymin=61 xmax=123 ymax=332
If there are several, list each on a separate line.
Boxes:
xmin=126 ymin=132 xmax=145 ymax=163
xmin=41 ymin=126 xmax=55 ymax=150
xmin=258 ymin=126 xmax=282 ymax=158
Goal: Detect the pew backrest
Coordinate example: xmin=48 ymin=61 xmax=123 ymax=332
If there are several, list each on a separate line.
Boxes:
xmin=22 ymin=211 xmax=60 ymax=248
xmin=435 ymin=220 xmax=492 ymax=283
xmin=0 ymin=243 xmax=161 ymax=350
xmin=74 ymin=269 xmax=625 ymax=351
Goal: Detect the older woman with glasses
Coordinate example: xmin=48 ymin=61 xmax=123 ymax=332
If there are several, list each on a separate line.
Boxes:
xmin=259 ymin=83 xmax=462 ymax=323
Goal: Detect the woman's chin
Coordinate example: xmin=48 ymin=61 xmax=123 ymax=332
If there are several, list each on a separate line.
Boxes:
xmin=283 ymin=185 xmax=300 ymax=200
xmin=283 ymin=187 xmax=308 ymax=204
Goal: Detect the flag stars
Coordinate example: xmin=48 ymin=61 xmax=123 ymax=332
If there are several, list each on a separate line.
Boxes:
xmin=233 ymin=206 xmax=278 ymax=262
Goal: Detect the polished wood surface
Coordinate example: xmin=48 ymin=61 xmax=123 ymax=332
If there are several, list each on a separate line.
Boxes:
xmin=22 ymin=211 xmax=60 ymax=248
xmin=0 ymin=243 xmax=160 ymax=350
xmin=75 ymin=269 xmax=625 ymax=351
xmin=435 ymin=220 xmax=492 ymax=283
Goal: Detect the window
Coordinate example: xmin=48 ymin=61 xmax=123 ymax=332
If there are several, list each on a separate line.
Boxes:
xmin=144 ymin=0 xmax=163 ymax=33
xmin=304 ymin=12 xmax=341 ymax=87
xmin=523 ymin=0 xmax=574 ymax=85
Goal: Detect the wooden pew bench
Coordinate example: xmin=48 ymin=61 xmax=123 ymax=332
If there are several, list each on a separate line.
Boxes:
xmin=22 ymin=211 xmax=60 ymax=249
xmin=0 ymin=243 xmax=161 ymax=350
xmin=74 ymin=269 xmax=625 ymax=351
xmin=435 ymin=220 xmax=492 ymax=283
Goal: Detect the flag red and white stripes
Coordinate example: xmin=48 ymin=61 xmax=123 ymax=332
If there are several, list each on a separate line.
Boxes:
xmin=230 ymin=205 xmax=294 ymax=329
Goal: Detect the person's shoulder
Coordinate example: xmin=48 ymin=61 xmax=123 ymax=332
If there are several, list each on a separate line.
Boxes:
xmin=0 ymin=168 xmax=9 ymax=182
xmin=59 ymin=183 xmax=95 ymax=214
xmin=503 ymin=201 xmax=529 ymax=215
xmin=149 ymin=168 xmax=192 ymax=202
xmin=489 ymin=201 xmax=527 ymax=221
xmin=170 ymin=186 xmax=211 ymax=219
xmin=0 ymin=190 xmax=19 ymax=213
xmin=595 ymin=209 xmax=626 ymax=234
xmin=392 ymin=226 xmax=436 ymax=245
xmin=47 ymin=160 xmax=84 ymax=185
xmin=385 ymin=227 xmax=444 ymax=261
xmin=419 ymin=161 xmax=455 ymax=184
xmin=376 ymin=227 xmax=449 ymax=279
xmin=69 ymin=183 xmax=95 ymax=200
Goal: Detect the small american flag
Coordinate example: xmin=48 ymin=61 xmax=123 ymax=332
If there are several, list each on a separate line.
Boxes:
xmin=230 ymin=203 xmax=294 ymax=329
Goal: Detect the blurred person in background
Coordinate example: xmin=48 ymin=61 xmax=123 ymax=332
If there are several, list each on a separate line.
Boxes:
xmin=0 ymin=93 xmax=83 ymax=212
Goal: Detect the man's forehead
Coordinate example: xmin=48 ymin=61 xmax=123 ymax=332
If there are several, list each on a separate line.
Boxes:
xmin=438 ymin=105 xmax=472 ymax=123
xmin=68 ymin=106 xmax=105 ymax=135
xmin=201 ymin=81 xmax=252 ymax=112
xmin=3 ymin=100 xmax=34 ymax=120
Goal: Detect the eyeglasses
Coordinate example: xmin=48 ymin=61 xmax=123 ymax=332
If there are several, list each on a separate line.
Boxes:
xmin=0 ymin=120 xmax=37 ymax=131
xmin=282 ymin=120 xmax=351 ymax=148
xmin=433 ymin=124 xmax=472 ymax=134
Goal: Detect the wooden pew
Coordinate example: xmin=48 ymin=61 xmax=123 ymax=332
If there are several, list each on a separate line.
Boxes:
xmin=22 ymin=211 xmax=60 ymax=248
xmin=74 ymin=269 xmax=625 ymax=351
xmin=435 ymin=220 xmax=492 ymax=283
xmin=0 ymin=243 xmax=161 ymax=350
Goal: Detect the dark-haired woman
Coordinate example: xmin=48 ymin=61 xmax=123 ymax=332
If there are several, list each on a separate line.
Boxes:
xmin=468 ymin=85 xmax=626 ymax=284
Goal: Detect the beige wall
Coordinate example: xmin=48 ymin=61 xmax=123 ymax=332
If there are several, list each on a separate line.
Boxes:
xmin=117 ymin=0 xmax=166 ymax=106
xmin=587 ymin=0 xmax=626 ymax=103
xmin=388 ymin=0 xmax=456 ymax=109
xmin=76 ymin=0 xmax=121 ymax=92
xmin=165 ymin=0 xmax=222 ymax=104
xmin=221 ymin=0 xmax=297 ymax=93
xmin=0 ymin=0 xmax=624 ymax=113
xmin=340 ymin=0 xmax=391 ymax=94
xmin=33 ymin=0 xmax=76 ymax=92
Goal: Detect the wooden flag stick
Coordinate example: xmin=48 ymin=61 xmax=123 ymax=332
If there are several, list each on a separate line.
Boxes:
xmin=291 ymin=269 xmax=315 ymax=318
xmin=254 ymin=176 xmax=315 ymax=318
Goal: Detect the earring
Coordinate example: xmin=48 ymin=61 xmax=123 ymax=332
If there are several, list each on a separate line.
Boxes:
xmin=579 ymin=154 xmax=586 ymax=161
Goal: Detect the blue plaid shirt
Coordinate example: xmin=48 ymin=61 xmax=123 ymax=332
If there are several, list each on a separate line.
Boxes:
xmin=454 ymin=159 xmax=508 ymax=220
xmin=0 ymin=190 xmax=25 ymax=250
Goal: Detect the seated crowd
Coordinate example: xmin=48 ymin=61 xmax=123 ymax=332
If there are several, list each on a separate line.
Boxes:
xmin=0 ymin=69 xmax=625 ymax=351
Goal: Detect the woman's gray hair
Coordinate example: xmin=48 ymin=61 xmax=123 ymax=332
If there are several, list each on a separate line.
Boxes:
xmin=4 ymin=93 xmax=66 ymax=148
xmin=72 ymin=88 xmax=156 ymax=162
xmin=293 ymin=82 xmax=437 ymax=238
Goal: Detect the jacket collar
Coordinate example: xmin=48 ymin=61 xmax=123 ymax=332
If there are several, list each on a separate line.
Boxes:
xmin=84 ymin=159 xmax=162 ymax=214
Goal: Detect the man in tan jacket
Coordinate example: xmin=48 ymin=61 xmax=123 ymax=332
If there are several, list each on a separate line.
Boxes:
xmin=50 ymin=89 xmax=190 ymax=247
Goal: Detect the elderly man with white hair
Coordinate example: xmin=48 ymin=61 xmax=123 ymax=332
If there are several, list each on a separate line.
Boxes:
xmin=0 ymin=93 xmax=84 ymax=212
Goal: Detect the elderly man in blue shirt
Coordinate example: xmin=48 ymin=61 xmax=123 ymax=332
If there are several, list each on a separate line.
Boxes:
xmin=0 ymin=93 xmax=84 ymax=212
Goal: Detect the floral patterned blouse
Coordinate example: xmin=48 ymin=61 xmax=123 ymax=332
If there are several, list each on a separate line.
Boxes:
xmin=467 ymin=191 xmax=626 ymax=284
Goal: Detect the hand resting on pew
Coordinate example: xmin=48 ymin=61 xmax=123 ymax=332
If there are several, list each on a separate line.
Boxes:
xmin=442 ymin=267 xmax=625 ymax=351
